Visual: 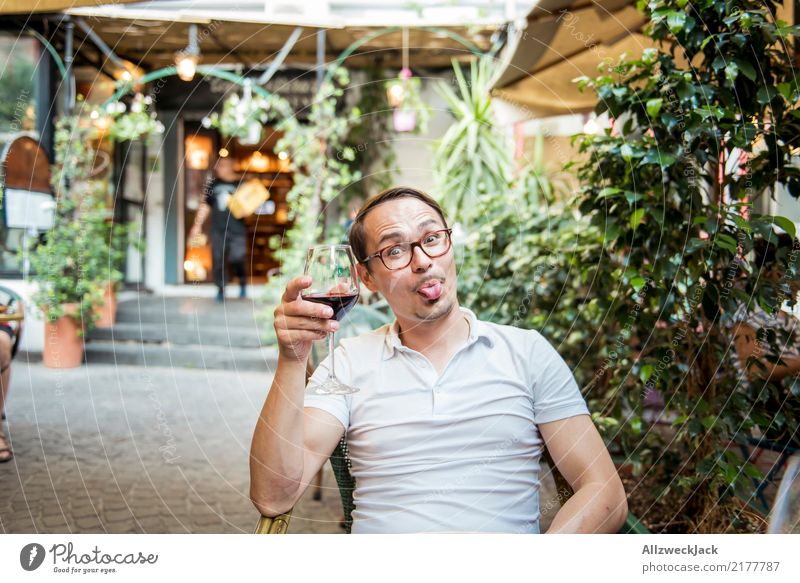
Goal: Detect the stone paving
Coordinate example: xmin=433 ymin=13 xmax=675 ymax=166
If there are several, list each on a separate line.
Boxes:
xmin=1 ymin=361 xmax=561 ymax=534
xmin=0 ymin=362 xmax=344 ymax=534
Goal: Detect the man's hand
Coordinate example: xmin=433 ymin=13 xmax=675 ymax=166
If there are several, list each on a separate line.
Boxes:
xmin=273 ymin=276 xmax=339 ymax=362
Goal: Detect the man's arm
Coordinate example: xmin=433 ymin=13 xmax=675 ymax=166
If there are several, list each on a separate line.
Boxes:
xmin=539 ymin=414 xmax=628 ymax=533
xmin=249 ymin=276 xmax=344 ymax=516
xmin=734 ymin=321 xmax=800 ymax=381
xmin=188 ymin=203 xmax=210 ymax=239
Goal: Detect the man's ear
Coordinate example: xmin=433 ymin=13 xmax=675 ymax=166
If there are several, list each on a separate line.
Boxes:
xmin=357 ymin=263 xmax=378 ymax=293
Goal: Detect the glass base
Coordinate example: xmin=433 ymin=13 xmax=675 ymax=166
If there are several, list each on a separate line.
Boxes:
xmin=312 ymin=378 xmax=360 ymax=395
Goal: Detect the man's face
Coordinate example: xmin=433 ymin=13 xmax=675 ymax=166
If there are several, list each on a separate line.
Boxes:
xmin=357 ymin=197 xmax=457 ymax=326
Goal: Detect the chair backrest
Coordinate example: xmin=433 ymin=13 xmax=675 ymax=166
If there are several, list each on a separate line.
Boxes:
xmin=329 ymin=438 xmax=356 ymax=533
xmin=0 ymin=285 xmax=24 ymax=357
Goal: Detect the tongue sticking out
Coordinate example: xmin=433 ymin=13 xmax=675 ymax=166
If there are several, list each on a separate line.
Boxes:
xmin=417 ymin=281 xmax=443 ymax=301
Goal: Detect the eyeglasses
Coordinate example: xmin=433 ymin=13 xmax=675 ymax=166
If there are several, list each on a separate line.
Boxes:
xmin=361 ymin=229 xmax=453 ymax=271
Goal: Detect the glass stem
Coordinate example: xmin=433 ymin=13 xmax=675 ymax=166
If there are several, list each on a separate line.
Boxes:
xmin=328 ymin=331 xmax=337 ymax=381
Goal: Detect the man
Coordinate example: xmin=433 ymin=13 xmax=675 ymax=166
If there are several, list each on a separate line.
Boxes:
xmin=250 ymin=187 xmax=627 ymax=533
xmin=188 ymin=156 xmax=247 ymax=302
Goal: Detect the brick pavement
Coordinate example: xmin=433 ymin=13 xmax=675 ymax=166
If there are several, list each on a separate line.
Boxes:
xmin=0 ymin=362 xmax=344 ymax=534
xmin=1 ymin=361 xmax=561 ymax=534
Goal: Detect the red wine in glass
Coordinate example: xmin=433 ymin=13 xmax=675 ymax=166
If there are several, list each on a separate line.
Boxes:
xmin=303 ymin=293 xmax=359 ymax=321
xmin=301 ymin=244 xmax=361 ymax=394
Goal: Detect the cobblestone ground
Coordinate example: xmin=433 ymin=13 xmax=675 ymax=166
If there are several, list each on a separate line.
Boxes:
xmin=0 ymin=362 xmax=344 ymax=534
xmin=1 ymin=361 xmax=560 ymax=534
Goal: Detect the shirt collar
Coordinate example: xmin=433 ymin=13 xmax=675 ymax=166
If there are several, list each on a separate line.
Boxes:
xmin=382 ymin=306 xmax=495 ymax=360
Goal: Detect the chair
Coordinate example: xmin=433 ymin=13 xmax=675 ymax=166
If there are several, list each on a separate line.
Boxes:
xmin=0 ymin=285 xmax=25 ymax=357
xmin=738 ymin=435 xmax=800 ymax=514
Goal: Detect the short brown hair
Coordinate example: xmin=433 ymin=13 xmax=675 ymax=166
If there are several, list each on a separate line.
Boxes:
xmin=348 ymin=186 xmax=448 ymax=267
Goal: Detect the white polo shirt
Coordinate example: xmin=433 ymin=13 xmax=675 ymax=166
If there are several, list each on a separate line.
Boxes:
xmin=304 ymin=307 xmax=589 ymax=534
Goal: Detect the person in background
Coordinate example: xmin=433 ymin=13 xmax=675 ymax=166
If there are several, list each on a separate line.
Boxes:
xmin=733 ymin=234 xmax=800 ymax=446
xmin=189 ymin=156 xmax=248 ymax=302
xmin=0 ymin=324 xmax=13 ymax=462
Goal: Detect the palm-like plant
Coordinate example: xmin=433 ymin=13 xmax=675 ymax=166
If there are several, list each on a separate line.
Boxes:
xmin=434 ymin=57 xmax=512 ymax=223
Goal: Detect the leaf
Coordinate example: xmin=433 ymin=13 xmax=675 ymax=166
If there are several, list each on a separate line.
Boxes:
xmin=620 ymin=143 xmax=634 ymax=160
xmin=725 ymin=61 xmax=739 ymax=83
xmin=640 ymin=364 xmax=654 ymax=383
xmin=625 ymin=190 xmax=643 ymax=204
xmin=731 ymin=214 xmax=752 ymax=234
xmin=630 ymin=208 xmax=646 ymax=229
xmin=772 ymin=215 xmax=797 ymax=238
xmin=737 ymin=60 xmax=756 ymax=81
xmin=646 ymin=97 xmax=663 ymax=118
xmin=686 ymin=237 xmax=708 ymax=253
xmin=597 ymin=187 xmax=622 ymax=199
xmin=714 ymin=233 xmax=738 ymax=252
xmin=667 ymin=10 xmax=686 ymax=33
xmin=757 ymin=86 xmax=778 ymax=105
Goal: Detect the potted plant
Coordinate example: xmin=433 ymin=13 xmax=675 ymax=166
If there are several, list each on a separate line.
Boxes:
xmin=26 ymin=114 xmax=110 ymax=367
xmin=202 ymin=80 xmax=276 ymax=145
xmin=28 ymin=182 xmax=107 ymax=367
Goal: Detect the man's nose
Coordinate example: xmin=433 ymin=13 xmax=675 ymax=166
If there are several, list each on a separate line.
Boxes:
xmin=409 ymin=245 xmax=432 ymax=273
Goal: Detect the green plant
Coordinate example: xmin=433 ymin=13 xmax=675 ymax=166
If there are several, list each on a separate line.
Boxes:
xmin=202 ymin=80 xmax=281 ymax=143
xmin=259 ymin=68 xmax=362 ymax=337
xmin=433 ymin=57 xmax=512 ymax=223
xmin=26 ymin=113 xmax=127 ymax=327
xmin=104 ymin=93 xmax=164 ymax=143
xmin=563 ymin=0 xmax=800 ymax=531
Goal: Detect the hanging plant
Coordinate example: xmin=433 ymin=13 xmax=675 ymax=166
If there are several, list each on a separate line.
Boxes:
xmin=202 ymin=80 xmax=283 ymax=144
xmin=104 ymin=93 xmax=164 ymax=143
xmin=386 ymin=72 xmax=432 ymax=134
xmin=259 ymin=67 xmax=361 ymax=340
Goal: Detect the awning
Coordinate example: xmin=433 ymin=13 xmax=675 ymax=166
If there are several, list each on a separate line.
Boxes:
xmin=491 ymin=0 xmax=652 ymax=118
xmin=0 ymin=1 xmax=141 ymax=15
xmin=58 ymin=1 xmax=502 ymax=70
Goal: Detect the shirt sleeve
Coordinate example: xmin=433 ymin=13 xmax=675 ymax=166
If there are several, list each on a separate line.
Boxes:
xmin=528 ymin=330 xmax=589 ymax=424
xmin=303 ymin=344 xmax=351 ymax=430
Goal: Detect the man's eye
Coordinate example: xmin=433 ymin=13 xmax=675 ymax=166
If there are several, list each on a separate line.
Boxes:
xmin=424 ymin=233 xmax=440 ymax=244
xmin=386 ymin=246 xmax=404 ymax=257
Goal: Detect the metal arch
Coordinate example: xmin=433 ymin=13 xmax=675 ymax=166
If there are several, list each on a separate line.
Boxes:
xmin=27 ymin=28 xmax=68 ymax=79
xmin=102 ymin=65 xmax=273 ymax=109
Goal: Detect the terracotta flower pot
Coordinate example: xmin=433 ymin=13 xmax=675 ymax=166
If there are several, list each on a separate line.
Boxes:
xmin=95 ymin=282 xmax=117 ymax=329
xmin=42 ymin=304 xmax=84 ymax=369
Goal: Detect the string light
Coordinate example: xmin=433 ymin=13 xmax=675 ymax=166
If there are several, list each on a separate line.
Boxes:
xmin=175 ymin=24 xmax=200 ymax=82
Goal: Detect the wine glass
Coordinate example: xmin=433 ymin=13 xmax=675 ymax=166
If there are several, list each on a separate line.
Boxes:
xmin=302 ymin=244 xmax=360 ymax=395
xmin=767 ymin=453 xmax=800 ymax=533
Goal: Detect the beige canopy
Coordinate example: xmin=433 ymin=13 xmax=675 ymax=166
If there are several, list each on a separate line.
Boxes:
xmin=0 ymin=1 xmax=141 ymax=14
xmin=490 ymin=0 xmax=652 ymax=118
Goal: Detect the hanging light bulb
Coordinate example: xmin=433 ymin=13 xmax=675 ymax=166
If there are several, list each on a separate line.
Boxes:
xmin=175 ymin=24 xmax=201 ymax=82
xmin=387 ymin=28 xmax=412 ymax=108
xmin=387 ymin=28 xmax=418 ymax=132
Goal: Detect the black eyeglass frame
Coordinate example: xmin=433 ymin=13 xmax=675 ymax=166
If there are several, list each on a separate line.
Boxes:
xmin=360 ymin=228 xmax=453 ymax=271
